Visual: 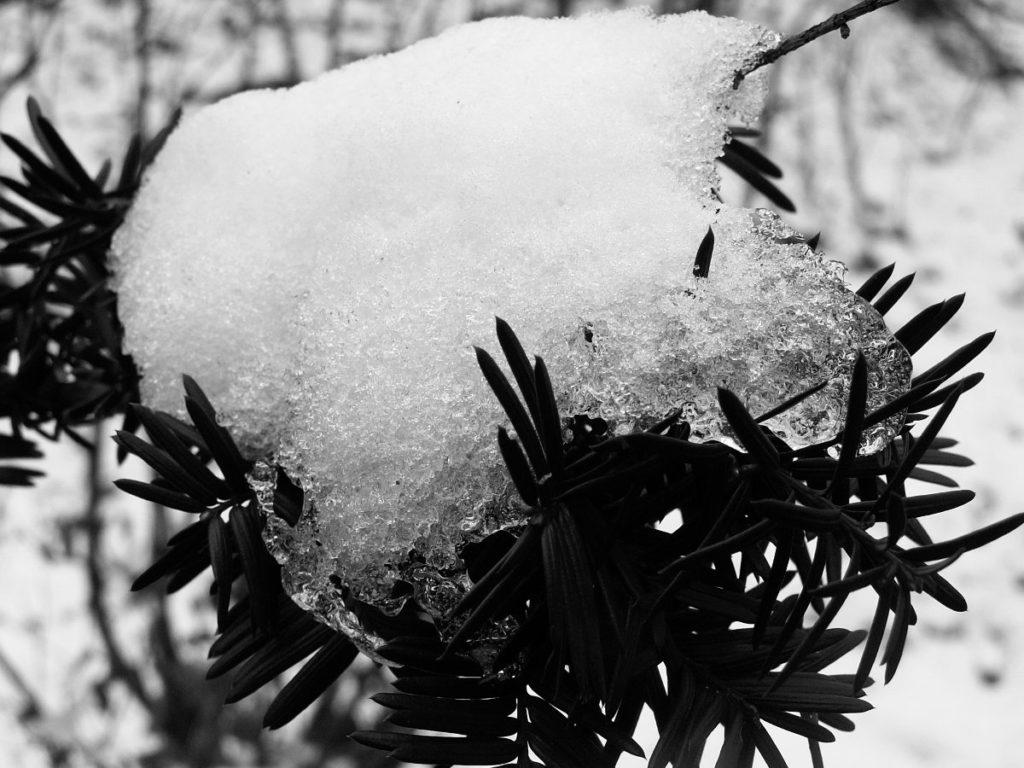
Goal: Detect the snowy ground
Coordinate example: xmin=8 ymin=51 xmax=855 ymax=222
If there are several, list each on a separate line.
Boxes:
xmin=2 ymin=3 xmax=1023 ymax=767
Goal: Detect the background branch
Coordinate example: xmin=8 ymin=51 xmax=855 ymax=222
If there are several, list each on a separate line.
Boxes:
xmin=0 ymin=641 xmax=100 ymax=767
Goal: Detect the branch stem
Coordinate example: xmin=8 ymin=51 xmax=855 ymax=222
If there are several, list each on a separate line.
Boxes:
xmin=734 ymin=0 xmax=905 ymax=87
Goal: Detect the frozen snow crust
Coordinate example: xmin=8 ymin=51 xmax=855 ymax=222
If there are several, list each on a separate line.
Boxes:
xmin=111 ymin=10 xmax=909 ymax=643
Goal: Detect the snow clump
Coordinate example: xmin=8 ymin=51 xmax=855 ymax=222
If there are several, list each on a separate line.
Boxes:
xmin=110 ymin=10 xmax=909 ymax=647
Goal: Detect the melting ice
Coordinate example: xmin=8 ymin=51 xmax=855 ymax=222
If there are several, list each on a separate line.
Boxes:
xmin=111 ymin=10 xmax=910 ymax=650
xmin=561 ymin=207 xmax=912 ymax=455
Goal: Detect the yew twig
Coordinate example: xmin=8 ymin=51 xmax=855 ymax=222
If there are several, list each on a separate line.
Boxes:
xmin=734 ymin=0 xmax=905 ymax=88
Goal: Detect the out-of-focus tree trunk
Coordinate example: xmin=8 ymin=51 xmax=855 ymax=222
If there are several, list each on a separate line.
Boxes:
xmin=659 ymin=0 xmax=731 ymax=17
xmin=85 ymin=426 xmax=154 ymax=713
xmin=132 ymin=0 xmax=152 ymax=138
xmin=325 ymin=0 xmax=346 ymax=70
xmin=268 ymin=0 xmax=302 ymax=83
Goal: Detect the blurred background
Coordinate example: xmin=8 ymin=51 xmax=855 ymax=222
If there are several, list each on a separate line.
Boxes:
xmin=1 ymin=1 xmax=1022 ymax=766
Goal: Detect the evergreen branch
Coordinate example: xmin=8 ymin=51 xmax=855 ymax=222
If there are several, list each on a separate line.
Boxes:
xmin=734 ymin=0 xmax=905 ymax=87
xmin=67 ymin=106 xmax=1003 ymax=766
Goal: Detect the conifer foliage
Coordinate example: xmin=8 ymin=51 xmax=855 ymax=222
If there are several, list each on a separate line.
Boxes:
xmin=2 ymin=100 xmax=1022 ymax=767
xmin=0 ymin=98 xmax=173 ymax=456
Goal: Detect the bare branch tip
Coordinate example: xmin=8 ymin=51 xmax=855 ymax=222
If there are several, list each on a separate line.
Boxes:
xmin=733 ymin=0 xmax=905 ymax=88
